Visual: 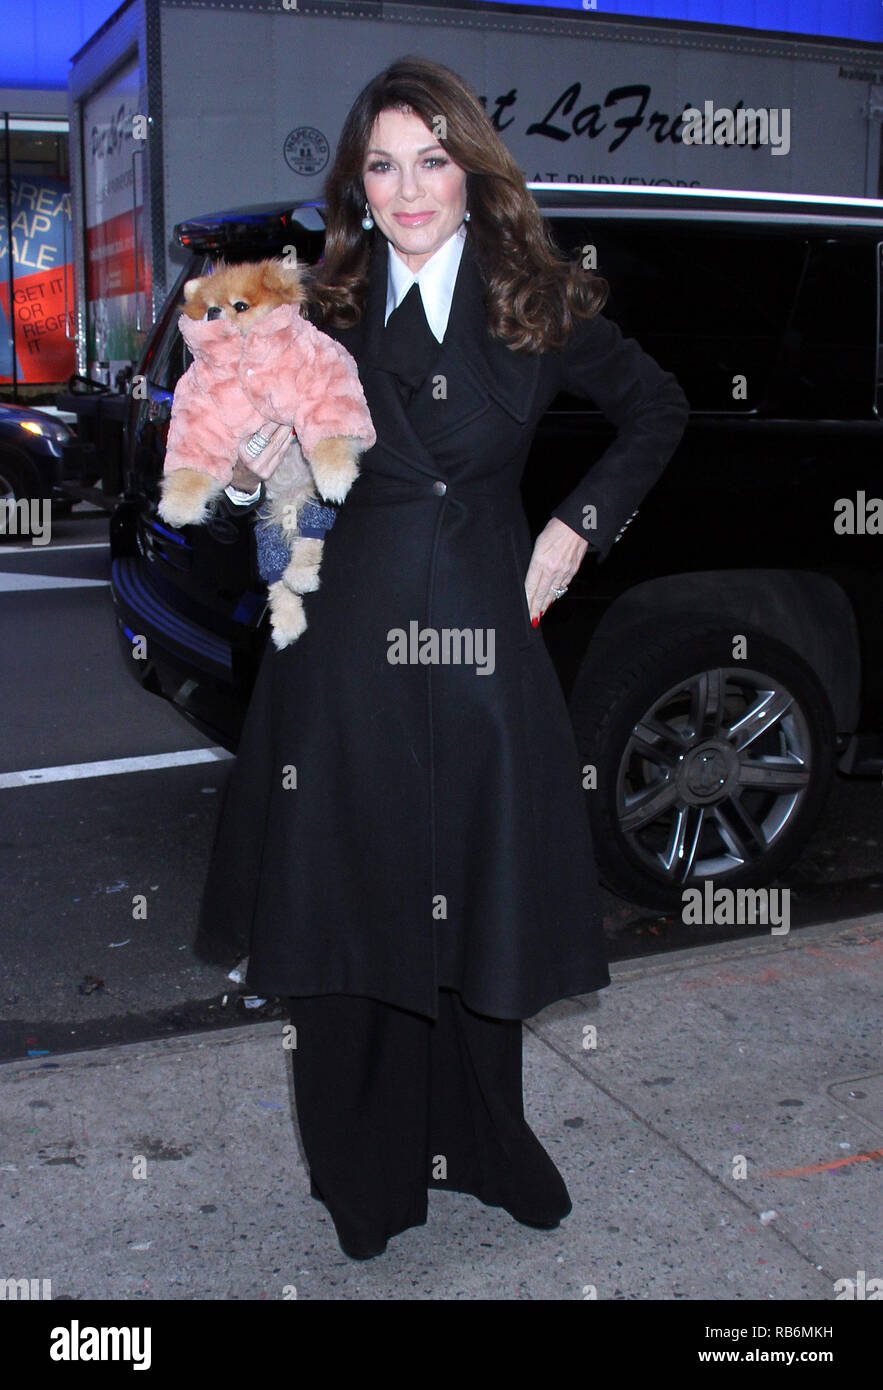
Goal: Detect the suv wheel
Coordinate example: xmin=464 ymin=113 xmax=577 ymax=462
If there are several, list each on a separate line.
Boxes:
xmin=570 ymin=623 xmax=835 ymax=911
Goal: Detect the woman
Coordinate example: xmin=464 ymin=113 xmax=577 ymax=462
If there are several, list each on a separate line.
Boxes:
xmin=198 ymin=56 xmax=690 ymax=1261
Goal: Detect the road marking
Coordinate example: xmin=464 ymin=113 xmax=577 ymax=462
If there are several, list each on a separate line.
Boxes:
xmin=0 ymin=573 xmax=110 ymax=591
xmin=0 ymin=541 xmax=109 ymax=554
xmin=766 ymin=1148 xmax=883 ymax=1178
xmin=0 ymin=747 xmax=234 ymax=788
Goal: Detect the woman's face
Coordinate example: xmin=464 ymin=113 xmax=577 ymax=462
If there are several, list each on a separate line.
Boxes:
xmin=362 ymin=107 xmax=468 ymax=273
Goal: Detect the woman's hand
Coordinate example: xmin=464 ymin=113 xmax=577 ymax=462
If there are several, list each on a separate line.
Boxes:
xmin=524 ymin=516 xmax=590 ymax=625
xmin=231 ymin=421 xmax=293 ymax=490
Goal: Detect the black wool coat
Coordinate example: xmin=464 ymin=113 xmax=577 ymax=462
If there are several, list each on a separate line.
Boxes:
xmin=196 ymin=231 xmax=690 ymax=1020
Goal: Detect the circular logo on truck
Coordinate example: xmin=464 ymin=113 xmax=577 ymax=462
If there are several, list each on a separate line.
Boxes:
xmin=284 ymin=127 xmax=330 ymax=175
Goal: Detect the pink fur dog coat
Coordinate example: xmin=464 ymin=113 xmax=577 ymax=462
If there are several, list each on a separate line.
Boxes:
xmin=164 ymin=304 xmax=376 ymax=486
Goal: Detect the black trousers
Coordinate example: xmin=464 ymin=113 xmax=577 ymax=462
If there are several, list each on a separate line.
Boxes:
xmin=286 ymin=988 xmax=571 ymax=1258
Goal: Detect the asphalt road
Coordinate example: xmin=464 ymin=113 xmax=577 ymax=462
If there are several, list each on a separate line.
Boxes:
xmin=1 ymin=508 xmax=881 ymax=1064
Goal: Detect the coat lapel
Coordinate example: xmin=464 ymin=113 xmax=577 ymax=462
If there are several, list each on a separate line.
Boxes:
xmin=332 ymin=232 xmax=541 ymax=477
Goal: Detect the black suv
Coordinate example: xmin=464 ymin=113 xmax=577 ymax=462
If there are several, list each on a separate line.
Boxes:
xmin=108 ymin=186 xmax=883 ymax=910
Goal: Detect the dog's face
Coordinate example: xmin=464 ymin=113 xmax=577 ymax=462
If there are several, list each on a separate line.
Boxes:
xmin=181 ymin=258 xmax=305 ymax=333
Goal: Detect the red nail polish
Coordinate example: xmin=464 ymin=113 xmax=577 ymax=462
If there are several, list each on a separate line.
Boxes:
xmin=531 ymin=616 xmax=539 ymax=628
xmin=540 ymin=610 xmax=545 ymax=618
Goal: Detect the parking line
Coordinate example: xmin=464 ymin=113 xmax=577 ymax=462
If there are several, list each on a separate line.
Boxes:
xmin=0 ymin=747 xmax=234 ymax=788
xmin=0 ymin=541 xmax=110 ymax=554
xmin=0 ymin=573 xmax=110 ymax=590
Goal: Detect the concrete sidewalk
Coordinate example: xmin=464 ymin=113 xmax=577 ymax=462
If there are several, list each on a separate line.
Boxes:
xmin=2 ymin=915 xmax=881 ymax=1300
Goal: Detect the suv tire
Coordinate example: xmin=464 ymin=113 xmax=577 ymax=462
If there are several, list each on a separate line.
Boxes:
xmin=570 ymin=622 xmax=836 ymax=911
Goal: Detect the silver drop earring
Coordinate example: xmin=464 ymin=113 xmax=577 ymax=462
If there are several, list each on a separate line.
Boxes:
xmin=361 ymin=202 xmax=375 ymax=230
xmin=463 ymin=209 xmax=470 ymax=222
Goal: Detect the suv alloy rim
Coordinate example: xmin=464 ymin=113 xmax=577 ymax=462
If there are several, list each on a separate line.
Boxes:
xmin=617 ymin=666 xmax=813 ymax=884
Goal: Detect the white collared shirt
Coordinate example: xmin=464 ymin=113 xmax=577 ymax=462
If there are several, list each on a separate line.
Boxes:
xmin=384 ymin=221 xmax=467 ymax=343
xmin=226 ymin=224 xmax=466 ymax=504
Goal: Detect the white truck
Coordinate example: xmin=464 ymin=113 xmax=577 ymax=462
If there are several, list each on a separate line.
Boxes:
xmin=67 ymin=0 xmax=883 ymax=382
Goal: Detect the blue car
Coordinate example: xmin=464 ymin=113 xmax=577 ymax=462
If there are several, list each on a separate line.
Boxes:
xmin=0 ymin=402 xmax=77 ymax=523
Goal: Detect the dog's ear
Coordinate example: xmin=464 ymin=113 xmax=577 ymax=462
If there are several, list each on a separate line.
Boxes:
xmin=187 ymin=260 xmax=228 ymax=300
xmin=261 ymin=258 xmax=304 ymax=303
xmin=181 ymin=279 xmax=210 ymax=318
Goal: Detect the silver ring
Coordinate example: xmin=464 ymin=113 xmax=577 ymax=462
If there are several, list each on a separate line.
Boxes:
xmin=245 ymin=432 xmax=270 ymax=457
xmin=552 ymin=585 xmax=569 ymax=597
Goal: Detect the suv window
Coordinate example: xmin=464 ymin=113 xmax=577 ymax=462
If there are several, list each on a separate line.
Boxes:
xmin=769 ymin=238 xmax=879 ymax=419
xmin=147 ymin=258 xmax=210 ymax=391
xmin=878 ymin=242 xmax=883 ymax=416
xmin=549 ymin=218 xmax=807 ymax=413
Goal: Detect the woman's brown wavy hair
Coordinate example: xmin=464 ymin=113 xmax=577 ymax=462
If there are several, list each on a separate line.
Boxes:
xmin=310 ymin=55 xmax=608 ymax=353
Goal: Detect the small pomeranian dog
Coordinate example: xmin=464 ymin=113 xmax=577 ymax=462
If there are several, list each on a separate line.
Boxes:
xmin=159 ymin=257 xmax=374 ymax=646
xmin=180 ymin=258 xmax=304 ymax=332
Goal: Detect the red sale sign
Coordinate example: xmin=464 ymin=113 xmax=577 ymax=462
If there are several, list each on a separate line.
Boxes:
xmin=0 ymin=175 xmax=76 ymax=385
xmin=0 ymin=266 xmax=76 ymax=383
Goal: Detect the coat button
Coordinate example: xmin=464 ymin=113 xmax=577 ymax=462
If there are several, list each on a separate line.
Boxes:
xmin=432 ymin=480 xmax=447 ymax=496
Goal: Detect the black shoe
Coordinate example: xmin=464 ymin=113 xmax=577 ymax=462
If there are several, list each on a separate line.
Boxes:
xmin=337 ymin=1232 xmax=389 ymax=1261
xmin=508 ymin=1210 xmax=567 ymax=1230
xmin=445 ymin=1183 xmax=570 ymax=1230
xmin=309 ymin=1176 xmax=389 ymax=1258
xmin=498 ymin=1173 xmax=573 ymax=1231
xmin=505 ymin=1186 xmax=573 ymax=1230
